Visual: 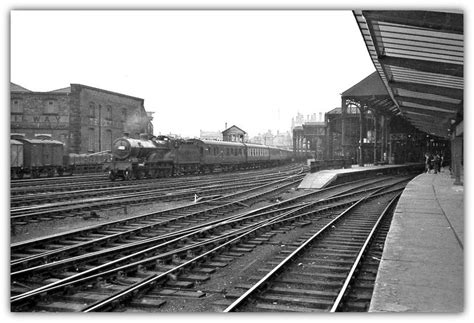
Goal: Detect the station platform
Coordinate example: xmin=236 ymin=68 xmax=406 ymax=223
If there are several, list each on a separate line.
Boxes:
xmin=298 ymin=163 xmax=423 ymax=189
xmin=369 ymin=169 xmax=464 ymax=312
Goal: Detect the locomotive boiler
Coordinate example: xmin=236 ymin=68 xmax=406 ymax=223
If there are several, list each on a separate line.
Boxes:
xmin=108 ymin=134 xmax=177 ymax=180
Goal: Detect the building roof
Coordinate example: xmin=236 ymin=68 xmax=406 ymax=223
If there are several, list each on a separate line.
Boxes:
xmin=49 ymin=86 xmax=71 ymax=93
xmin=353 ymin=10 xmax=463 ymax=138
xmin=326 ymin=107 xmax=342 ymax=114
xmin=10 ymin=82 xmax=32 ymax=93
xmin=222 ymin=125 xmax=246 ymax=135
xmin=341 ymin=71 xmax=389 ymax=98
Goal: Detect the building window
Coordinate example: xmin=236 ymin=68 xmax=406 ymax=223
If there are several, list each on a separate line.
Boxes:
xmin=44 ymin=100 xmax=58 ymax=114
xmin=121 ymin=108 xmax=127 ymax=122
xmin=11 ymin=99 xmax=23 ymax=114
xmin=60 ymin=133 xmax=68 ymax=145
xmin=89 ymin=102 xmax=96 ymax=117
xmin=106 ymin=129 xmax=113 ymax=151
xmin=88 ymin=128 xmax=95 ymax=152
xmin=106 ymin=105 xmax=112 ymax=120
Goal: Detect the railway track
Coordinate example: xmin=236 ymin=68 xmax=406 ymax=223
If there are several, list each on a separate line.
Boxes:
xmin=11 ymin=175 xmax=410 ymax=312
xmin=10 ymin=169 xmax=306 ymax=225
xmin=10 ymin=170 xmax=299 ymax=208
xmin=11 ymin=164 xmax=304 ymax=195
xmin=223 ymin=187 xmax=401 ymax=312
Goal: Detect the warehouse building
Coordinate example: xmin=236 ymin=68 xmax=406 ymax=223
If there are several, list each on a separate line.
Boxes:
xmin=10 ymin=82 xmax=153 ymax=154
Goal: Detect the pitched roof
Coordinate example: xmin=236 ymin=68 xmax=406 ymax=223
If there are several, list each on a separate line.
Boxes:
xmin=222 ymin=125 xmax=246 ymax=134
xmin=10 ymin=82 xmax=32 ymax=92
xmin=341 ymin=71 xmax=389 ymax=98
xmin=49 ymin=86 xmax=71 ymax=93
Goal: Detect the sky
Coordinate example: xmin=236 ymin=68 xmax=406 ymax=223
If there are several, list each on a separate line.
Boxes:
xmin=10 ymin=9 xmax=377 ymax=138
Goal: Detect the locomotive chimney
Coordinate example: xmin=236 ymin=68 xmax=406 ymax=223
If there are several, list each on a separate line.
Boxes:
xmin=123 ymin=132 xmax=130 ymax=138
xmin=140 ymin=133 xmax=149 ymax=140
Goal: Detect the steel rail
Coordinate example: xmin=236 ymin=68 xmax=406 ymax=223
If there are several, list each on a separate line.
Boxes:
xmin=223 ymin=185 xmax=402 ymax=312
xmin=329 ymin=193 xmax=401 ymax=312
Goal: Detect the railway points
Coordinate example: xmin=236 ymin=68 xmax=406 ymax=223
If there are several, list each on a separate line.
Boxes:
xmin=9 ymin=10 xmax=463 ymax=314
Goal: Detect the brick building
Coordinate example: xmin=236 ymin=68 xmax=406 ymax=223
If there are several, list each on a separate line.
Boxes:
xmin=222 ymin=125 xmax=246 ymax=143
xmin=10 ymin=83 xmax=153 ymax=154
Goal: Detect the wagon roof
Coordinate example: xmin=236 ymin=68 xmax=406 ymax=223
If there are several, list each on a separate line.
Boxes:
xmin=243 ymin=143 xmax=270 ymax=149
xmin=10 ymin=139 xmax=23 ymax=145
xmin=19 ymin=138 xmax=64 ymax=145
xmin=188 ymin=139 xmax=246 ymax=147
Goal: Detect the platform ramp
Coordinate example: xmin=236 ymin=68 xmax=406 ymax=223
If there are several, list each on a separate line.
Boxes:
xmin=298 ymin=170 xmax=339 ymax=189
xmin=298 ymin=164 xmax=425 ymax=189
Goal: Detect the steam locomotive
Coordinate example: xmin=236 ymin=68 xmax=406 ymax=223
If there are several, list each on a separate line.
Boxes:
xmin=107 ymin=134 xmax=293 ymax=181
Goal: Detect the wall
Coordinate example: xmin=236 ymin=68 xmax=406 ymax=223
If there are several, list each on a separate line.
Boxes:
xmin=10 ymin=91 xmax=71 ymax=150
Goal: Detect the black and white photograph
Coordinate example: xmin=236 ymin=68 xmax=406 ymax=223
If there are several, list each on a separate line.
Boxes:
xmin=6 ymin=0 xmax=465 ymax=317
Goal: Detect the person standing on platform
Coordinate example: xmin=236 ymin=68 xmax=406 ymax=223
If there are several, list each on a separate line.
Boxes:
xmin=433 ymin=153 xmax=441 ymax=174
xmin=424 ymin=153 xmax=431 ymax=173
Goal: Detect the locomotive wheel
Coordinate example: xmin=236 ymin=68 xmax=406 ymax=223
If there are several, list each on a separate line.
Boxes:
xmin=17 ymin=172 xmax=24 ymax=179
xmin=135 ymin=170 xmax=144 ymax=180
xmin=123 ymin=169 xmax=131 ymax=181
xmin=109 ymin=171 xmax=116 ymax=181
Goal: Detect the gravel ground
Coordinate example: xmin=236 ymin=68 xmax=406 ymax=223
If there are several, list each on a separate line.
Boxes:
xmin=10 ymin=200 xmax=192 ymax=244
xmin=10 ymin=184 xmax=322 ymax=312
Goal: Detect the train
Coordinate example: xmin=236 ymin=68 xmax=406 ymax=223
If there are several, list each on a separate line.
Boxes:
xmin=107 ymin=134 xmax=294 ymax=181
xmin=10 ymin=134 xmax=111 ymax=179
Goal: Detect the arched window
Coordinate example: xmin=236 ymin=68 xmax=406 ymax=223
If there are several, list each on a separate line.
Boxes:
xmin=106 ymin=105 xmax=112 ymax=120
xmin=88 ymin=128 xmax=95 ymax=152
xmin=89 ymin=102 xmax=96 ymax=117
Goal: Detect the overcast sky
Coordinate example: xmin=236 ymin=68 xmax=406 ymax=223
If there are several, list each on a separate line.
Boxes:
xmin=10 ymin=10 xmax=377 ymax=138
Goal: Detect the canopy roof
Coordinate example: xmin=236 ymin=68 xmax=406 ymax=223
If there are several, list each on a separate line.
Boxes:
xmin=353 ymin=10 xmax=463 ymax=138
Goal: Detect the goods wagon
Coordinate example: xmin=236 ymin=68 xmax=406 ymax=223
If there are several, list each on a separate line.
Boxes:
xmin=11 ymin=134 xmax=65 ymax=178
xmin=10 ymin=139 xmax=24 ymax=179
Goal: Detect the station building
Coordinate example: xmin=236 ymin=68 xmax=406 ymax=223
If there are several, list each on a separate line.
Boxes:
xmin=293 ymin=10 xmax=463 ymax=184
xmin=10 ymin=83 xmax=154 ymax=154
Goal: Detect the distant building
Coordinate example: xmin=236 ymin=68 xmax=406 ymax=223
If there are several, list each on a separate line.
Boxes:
xmin=249 ymin=130 xmax=292 ymax=149
xmin=10 ymin=82 xmax=153 ymax=154
xmin=222 ymin=125 xmax=246 ymax=143
xmin=200 ymin=130 xmax=223 ymax=141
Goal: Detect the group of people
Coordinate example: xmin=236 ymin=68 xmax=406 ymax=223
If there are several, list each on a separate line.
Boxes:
xmin=424 ymin=152 xmax=444 ymax=174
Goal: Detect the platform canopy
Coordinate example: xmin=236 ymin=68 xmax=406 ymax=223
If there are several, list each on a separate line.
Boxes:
xmin=353 ymin=10 xmax=463 ymax=138
xmin=341 ymin=71 xmax=399 ymax=115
